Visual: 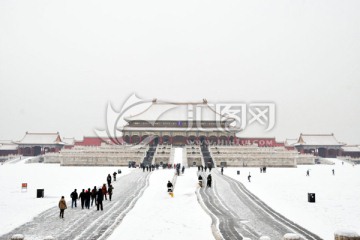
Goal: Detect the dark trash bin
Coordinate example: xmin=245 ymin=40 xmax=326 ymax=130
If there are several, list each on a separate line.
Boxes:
xmin=37 ymin=189 xmax=44 ymax=198
xmin=237 ymin=170 xmax=240 ymax=175
xmin=308 ymin=193 xmax=315 ymax=203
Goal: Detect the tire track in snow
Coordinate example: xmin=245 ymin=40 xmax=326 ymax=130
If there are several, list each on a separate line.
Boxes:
xmin=0 ymin=170 xmax=151 ymax=240
xmin=198 ymin=170 xmax=322 ymax=240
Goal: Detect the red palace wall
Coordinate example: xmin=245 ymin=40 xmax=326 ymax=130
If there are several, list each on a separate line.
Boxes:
xmin=75 ymin=137 xmax=124 ymax=146
xmin=75 ymin=137 xmax=106 ymax=146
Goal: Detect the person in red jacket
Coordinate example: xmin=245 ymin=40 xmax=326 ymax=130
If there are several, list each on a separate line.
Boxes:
xmin=102 ymin=184 xmax=108 ymax=200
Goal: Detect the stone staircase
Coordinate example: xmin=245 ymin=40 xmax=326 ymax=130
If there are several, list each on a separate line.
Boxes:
xmin=142 ymin=145 xmax=157 ymax=166
xmin=200 ymin=144 xmax=214 ymax=168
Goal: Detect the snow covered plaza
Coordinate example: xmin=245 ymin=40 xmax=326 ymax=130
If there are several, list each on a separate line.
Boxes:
xmin=1 ymin=154 xmax=360 ymax=240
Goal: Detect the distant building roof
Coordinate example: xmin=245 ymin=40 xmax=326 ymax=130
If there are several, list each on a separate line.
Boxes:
xmin=124 ymin=101 xmax=234 ymax=122
xmin=0 ymin=141 xmax=18 ymax=151
xmin=296 ymin=134 xmax=343 ymax=146
xmin=123 ymin=127 xmax=227 ymax=132
xmin=341 ymin=145 xmax=360 ymax=152
xmin=16 ymin=132 xmax=64 ymax=145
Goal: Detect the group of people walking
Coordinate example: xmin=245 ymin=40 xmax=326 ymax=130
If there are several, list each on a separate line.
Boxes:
xmin=175 ymin=163 xmax=185 ymax=176
xmin=197 ymin=165 xmax=212 ymax=172
xmin=198 ymin=174 xmax=212 ymax=187
xmin=142 ymin=164 xmax=157 ymax=172
xmin=58 ymin=172 xmax=117 ymax=218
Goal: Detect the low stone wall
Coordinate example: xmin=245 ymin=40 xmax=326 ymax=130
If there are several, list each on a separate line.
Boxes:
xmin=44 ymin=153 xmax=144 ymax=166
xmin=44 ymin=155 xmax=61 ymax=163
xmin=186 ymin=156 xmax=202 ymax=167
xmin=316 ymin=158 xmax=335 ymax=165
xmin=10 ymin=234 xmax=55 ymax=240
xmin=296 ymin=155 xmax=316 ymax=165
xmin=335 ymin=230 xmax=360 ymax=240
xmin=153 ymin=156 xmax=170 ymax=165
xmin=61 ymin=156 xmax=141 ymax=166
xmin=283 ymin=233 xmax=300 ymax=239
xmin=213 ymin=158 xmax=296 ymax=167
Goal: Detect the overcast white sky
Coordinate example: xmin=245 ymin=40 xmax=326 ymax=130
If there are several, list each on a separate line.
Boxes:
xmin=0 ymin=0 xmax=359 ymax=143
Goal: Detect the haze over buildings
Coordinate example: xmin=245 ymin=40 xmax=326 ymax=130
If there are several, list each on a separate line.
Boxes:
xmin=0 ymin=0 xmax=359 ymax=143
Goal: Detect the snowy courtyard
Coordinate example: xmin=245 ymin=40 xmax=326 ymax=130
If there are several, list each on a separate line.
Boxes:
xmin=225 ymin=159 xmax=360 ymax=240
xmin=0 ymin=158 xmax=359 ymax=239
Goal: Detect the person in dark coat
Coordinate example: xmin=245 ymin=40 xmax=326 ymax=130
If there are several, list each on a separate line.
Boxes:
xmin=59 ymin=196 xmax=67 ymax=219
xmin=113 ymin=172 xmax=117 ymax=181
xmin=102 ymin=184 xmax=108 ymax=200
xmin=167 ymin=181 xmax=173 ymax=192
xmin=91 ymin=186 xmax=97 ymax=207
xmin=207 ymin=174 xmax=212 ymax=187
xmin=108 ymin=184 xmax=114 ymax=201
xmin=70 ymin=189 xmax=78 ymax=208
xmin=96 ymin=188 xmax=104 ymax=211
xmin=181 ymin=166 xmax=185 ymax=174
xmin=79 ymin=189 xmax=86 ymax=209
xmin=107 ymin=174 xmax=112 ymax=186
xmin=248 ymin=173 xmax=251 ymax=182
xmin=198 ymin=175 xmax=203 ymax=187
xmin=221 ymin=167 xmax=224 ymax=175
xmin=85 ymin=188 xmax=91 ymax=209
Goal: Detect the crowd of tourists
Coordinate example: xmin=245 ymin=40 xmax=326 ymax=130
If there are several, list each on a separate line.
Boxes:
xmin=58 ymin=172 xmax=117 ymax=219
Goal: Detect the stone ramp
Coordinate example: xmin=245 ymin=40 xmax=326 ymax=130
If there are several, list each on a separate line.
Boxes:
xmin=0 ymin=170 xmax=151 ymax=240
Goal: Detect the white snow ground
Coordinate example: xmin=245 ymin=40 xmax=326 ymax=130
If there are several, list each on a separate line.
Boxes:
xmin=225 ymin=159 xmax=360 ymax=240
xmin=0 ymin=163 xmax=129 ymax=235
xmin=108 ymin=147 xmax=214 ymax=240
xmin=1 ymin=157 xmax=359 ymax=240
xmin=107 ymin=167 xmax=214 ymax=240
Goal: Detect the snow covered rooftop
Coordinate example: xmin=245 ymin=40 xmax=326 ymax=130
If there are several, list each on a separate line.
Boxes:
xmin=0 ymin=143 xmax=18 ymax=151
xmin=341 ymin=145 xmax=360 ymax=152
xmin=296 ymin=134 xmax=343 ymax=146
xmin=16 ymin=132 xmax=64 ymax=145
xmin=122 ymin=127 xmax=227 ymax=132
xmin=124 ymin=101 xmax=233 ymax=122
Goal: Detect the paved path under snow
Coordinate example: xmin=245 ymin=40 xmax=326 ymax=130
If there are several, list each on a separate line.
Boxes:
xmin=198 ymin=170 xmax=322 ymax=240
xmin=0 ymin=170 xmax=151 ymax=240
